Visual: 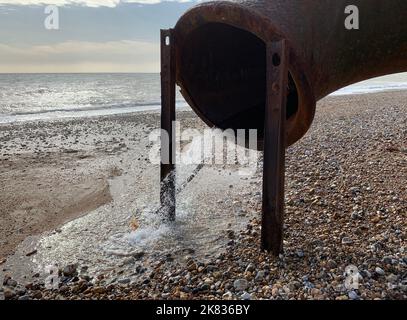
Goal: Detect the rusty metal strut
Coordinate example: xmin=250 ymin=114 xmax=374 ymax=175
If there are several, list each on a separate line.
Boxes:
xmin=160 ymin=29 xmax=176 ymax=221
xmin=261 ymin=40 xmax=289 ymax=255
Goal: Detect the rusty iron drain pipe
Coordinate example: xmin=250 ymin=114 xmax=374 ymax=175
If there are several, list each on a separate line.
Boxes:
xmin=174 ymin=0 xmax=407 ymax=147
xmin=160 ymin=0 xmax=407 ymax=255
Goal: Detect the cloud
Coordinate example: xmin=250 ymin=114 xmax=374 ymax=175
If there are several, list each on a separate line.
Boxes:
xmin=0 ymin=40 xmax=160 ymax=72
xmin=0 ymin=0 xmax=192 ymax=7
xmin=0 ymin=1 xmax=196 ymax=46
xmin=0 ymin=1 xmax=197 ymax=72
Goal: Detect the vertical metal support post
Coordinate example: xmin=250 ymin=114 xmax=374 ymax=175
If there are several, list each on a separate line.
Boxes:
xmin=160 ymin=29 xmax=176 ymax=221
xmin=261 ymin=40 xmax=289 ymax=255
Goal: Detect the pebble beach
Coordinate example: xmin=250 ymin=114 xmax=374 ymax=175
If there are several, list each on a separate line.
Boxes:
xmin=1 ymin=90 xmax=406 ymax=300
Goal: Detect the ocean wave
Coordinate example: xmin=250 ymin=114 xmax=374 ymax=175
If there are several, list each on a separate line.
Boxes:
xmin=0 ymin=100 xmax=189 ymax=124
xmin=4 ymin=100 xmax=188 ymax=116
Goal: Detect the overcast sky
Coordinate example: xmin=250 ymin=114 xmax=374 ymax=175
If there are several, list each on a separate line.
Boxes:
xmin=0 ymin=0 xmax=200 ymax=73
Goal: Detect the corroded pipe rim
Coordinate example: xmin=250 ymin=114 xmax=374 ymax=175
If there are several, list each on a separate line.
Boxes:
xmin=174 ymin=1 xmax=316 ymax=147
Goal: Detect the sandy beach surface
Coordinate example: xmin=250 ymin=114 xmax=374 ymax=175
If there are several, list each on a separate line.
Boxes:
xmin=0 ymin=112 xmax=161 ymax=260
xmin=0 ymin=90 xmax=406 ymax=300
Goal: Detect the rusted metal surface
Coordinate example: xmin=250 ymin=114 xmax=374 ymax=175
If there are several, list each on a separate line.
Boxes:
xmin=173 ymin=0 xmax=407 ymax=148
xmin=160 ymin=29 xmax=176 ymax=221
xmin=161 ymin=1 xmax=407 ymax=253
xmin=261 ymin=40 xmax=288 ymax=254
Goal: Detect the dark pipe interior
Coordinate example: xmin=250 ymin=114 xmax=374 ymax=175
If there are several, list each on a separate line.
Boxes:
xmin=179 ymin=23 xmax=298 ymax=135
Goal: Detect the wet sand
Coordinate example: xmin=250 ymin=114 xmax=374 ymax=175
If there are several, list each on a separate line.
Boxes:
xmin=0 ymin=111 xmax=205 ymax=260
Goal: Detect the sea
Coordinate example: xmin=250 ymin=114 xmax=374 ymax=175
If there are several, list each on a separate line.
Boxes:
xmin=0 ymin=72 xmax=406 ymax=124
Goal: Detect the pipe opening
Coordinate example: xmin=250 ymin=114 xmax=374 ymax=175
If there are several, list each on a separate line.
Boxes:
xmin=179 ymin=22 xmax=299 ymax=135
